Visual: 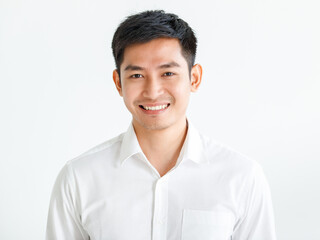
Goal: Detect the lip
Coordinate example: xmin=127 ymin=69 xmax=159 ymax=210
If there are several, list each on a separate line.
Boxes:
xmin=138 ymin=103 xmax=170 ymax=115
xmin=139 ymin=102 xmax=170 ymax=107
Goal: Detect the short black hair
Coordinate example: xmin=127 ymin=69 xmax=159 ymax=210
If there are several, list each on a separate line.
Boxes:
xmin=111 ymin=10 xmax=197 ymax=73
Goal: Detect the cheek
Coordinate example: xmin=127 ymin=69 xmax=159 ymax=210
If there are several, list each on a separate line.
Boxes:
xmin=121 ymin=85 xmax=139 ymax=104
xmin=171 ymin=82 xmax=191 ymax=101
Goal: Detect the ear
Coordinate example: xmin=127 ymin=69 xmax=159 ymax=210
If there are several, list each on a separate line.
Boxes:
xmin=113 ymin=69 xmax=123 ymax=96
xmin=190 ymin=64 xmax=202 ymax=92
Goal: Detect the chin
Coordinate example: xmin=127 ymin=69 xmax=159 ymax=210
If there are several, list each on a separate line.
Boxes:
xmin=142 ymin=122 xmax=170 ymax=131
xmin=135 ymin=118 xmax=173 ymax=131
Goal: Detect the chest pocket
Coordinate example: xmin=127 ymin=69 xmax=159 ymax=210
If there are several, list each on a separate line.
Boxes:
xmin=181 ymin=209 xmax=234 ymax=240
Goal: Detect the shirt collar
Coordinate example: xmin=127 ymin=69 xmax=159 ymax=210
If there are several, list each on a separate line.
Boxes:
xmin=119 ymin=123 xmax=143 ymax=166
xmin=119 ymin=120 xmax=208 ymax=167
xmin=181 ymin=121 xmax=208 ymax=164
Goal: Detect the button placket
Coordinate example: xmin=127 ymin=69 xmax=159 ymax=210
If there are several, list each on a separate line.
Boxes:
xmin=152 ymin=176 xmax=169 ymax=240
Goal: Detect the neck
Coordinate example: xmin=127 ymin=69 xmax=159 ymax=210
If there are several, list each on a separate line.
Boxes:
xmin=132 ymin=118 xmax=188 ymax=176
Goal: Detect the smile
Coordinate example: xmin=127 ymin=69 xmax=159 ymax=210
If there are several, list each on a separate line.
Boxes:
xmin=139 ymin=104 xmax=170 ymax=111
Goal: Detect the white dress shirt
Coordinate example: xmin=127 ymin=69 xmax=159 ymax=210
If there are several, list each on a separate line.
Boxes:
xmin=46 ymin=122 xmax=277 ymax=240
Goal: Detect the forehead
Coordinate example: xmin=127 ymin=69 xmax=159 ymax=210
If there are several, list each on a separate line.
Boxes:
xmin=121 ymin=38 xmax=188 ymax=70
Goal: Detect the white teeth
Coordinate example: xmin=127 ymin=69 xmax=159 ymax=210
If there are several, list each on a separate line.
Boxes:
xmin=143 ymin=104 xmax=169 ymax=111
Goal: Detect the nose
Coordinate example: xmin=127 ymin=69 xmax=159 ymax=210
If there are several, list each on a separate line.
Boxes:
xmin=142 ymin=75 xmax=164 ymax=99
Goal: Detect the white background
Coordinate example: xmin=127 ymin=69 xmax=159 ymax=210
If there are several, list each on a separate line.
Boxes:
xmin=1 ymin=0 xmax=319 ymax=239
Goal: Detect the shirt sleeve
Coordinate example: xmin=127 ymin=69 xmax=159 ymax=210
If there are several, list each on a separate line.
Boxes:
xmin=232 ymin=163 xmax=277 ymax=240
xmin=46 ymin=162 xmax=89 ymax=240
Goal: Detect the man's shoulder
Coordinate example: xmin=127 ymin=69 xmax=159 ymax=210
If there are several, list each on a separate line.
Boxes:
xmin=68 ymin=132 xmax=126 ymax=168
xmin=200 ymin=132 xmax=262 ymax=175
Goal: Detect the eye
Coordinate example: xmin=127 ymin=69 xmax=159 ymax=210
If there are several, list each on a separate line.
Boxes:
xmin=163 ymin=72 xmax=174 ymax=77
xmin=131 ymin=74 xmax=143 ymax=78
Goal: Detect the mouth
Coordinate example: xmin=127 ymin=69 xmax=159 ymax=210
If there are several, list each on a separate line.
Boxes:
xmin=139 ymin=103 xmax=170 ymax=111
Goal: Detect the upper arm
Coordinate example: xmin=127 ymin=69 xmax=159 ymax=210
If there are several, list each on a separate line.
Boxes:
xmin=46 ymin=163 xmax=89 ymax=240
xmin=232 ymin=164 xmax=277 ymax=240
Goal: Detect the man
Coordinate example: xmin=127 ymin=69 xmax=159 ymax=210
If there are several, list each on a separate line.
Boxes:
xmin=46 ymin=10 xmax=277 ymax=240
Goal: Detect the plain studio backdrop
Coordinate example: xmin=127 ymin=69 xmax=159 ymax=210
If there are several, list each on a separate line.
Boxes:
xmin=1 ymin=0 xmax=319 ymax=239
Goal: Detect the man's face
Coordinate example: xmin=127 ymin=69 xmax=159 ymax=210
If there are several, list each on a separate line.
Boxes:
xmin=113 ymin=38 xmax=202 ymax=131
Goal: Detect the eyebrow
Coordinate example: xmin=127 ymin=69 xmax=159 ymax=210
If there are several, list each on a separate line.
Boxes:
xmin=158 ymin=61 xmax=181 ymax=69
xmin=124 ymin=65 xmax=145 ymax=71
xmin=123 ymin=61 xmax=181 ymax=71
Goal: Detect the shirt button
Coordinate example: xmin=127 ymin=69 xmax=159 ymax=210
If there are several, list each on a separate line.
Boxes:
xmin=157 ymin=219 xmax=165 ymax=225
